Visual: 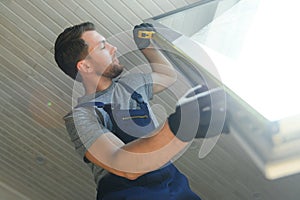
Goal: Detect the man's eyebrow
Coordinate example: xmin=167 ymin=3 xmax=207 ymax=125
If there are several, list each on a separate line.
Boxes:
xmin=90 ymin=39 xmax=106 ymax=52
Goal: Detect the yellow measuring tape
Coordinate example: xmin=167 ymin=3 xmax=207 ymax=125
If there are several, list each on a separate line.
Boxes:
xmin=138 ymin=31 xmax=155 ymax=39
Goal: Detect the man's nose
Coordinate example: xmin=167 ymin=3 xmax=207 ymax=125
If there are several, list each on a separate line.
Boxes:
xmin=107 ymin=42 xmax=117 ymax=54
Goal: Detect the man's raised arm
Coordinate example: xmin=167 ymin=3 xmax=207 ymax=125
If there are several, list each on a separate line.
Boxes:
xmin=133 ymin=23 xmax=177 ymax=94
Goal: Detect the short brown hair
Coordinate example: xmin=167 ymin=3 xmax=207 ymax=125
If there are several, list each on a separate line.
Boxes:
xmin=54 ymin=22 xmax=95 ymax=81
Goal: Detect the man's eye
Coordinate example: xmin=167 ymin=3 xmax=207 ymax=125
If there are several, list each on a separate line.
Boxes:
xmin=100 ymin=41 xmax=106 ymax=49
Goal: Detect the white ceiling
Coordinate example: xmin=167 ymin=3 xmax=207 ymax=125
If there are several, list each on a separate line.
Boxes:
xmin=1 ymin=0 xmax=300 ymax=200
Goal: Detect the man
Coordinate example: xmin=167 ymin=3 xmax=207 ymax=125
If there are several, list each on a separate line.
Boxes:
xmin=54 ymin=22 xmax=202 ymax=199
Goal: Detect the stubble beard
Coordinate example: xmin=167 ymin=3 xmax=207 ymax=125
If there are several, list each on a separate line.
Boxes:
xmin=102 ymin=62 xmax=124 ymax=79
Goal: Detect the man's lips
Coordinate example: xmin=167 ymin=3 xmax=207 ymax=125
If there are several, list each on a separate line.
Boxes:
xmin=113 ymin=56 xmax=119 ymax=64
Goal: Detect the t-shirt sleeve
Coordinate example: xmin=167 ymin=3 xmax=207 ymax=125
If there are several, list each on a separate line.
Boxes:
xmin=63 ymin=107 xmax=110 ymax=160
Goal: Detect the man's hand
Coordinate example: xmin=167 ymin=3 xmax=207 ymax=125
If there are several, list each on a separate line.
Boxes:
xmin=133 ymin=23 xmax=156 ymax=50
xmin=168 ymin=85 xmax=227 ymax=141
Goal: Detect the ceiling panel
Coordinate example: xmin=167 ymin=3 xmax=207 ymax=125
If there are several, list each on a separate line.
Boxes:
xmin=0 ymin=0 xmax=194 ymax=199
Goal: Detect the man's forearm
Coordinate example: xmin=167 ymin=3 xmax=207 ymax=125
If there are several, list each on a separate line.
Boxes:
xmin=133 ymin=23 xmax=177 ymax=93
xmin=142 ymin=44 xmax=177 ymax=93
xmin=115 ymin=122 xmax=187 ymax=172
xmin=141 ymin=44 xmax=175 ymax=75
xmin=86 ymin=121 xmax=188 ymax=179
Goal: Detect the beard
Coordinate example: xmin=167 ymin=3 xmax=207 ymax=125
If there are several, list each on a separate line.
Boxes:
xmin=101 ymin=62 xmax=124 ymax=79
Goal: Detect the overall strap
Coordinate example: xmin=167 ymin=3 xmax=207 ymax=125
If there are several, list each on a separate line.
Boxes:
xmin=116 ymin=80 xmax=145 ymax=104
xmin=116 ymin=80 xmax=149 ymax=113
xmin=73 ymin=81 xmax=154 ymax=144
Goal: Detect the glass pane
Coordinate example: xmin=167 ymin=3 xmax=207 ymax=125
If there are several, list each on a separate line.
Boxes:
xmin=153 ymin=0 xmax=300 ymax=180
xmin=157 ymin=0 xmax=300 ymax=122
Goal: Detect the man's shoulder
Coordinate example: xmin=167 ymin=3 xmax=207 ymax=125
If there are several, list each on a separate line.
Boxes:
xmin=117 ymin=73 xmax=152 ymax=88
xmin=63 ymin=106 xmax=95 ymax=123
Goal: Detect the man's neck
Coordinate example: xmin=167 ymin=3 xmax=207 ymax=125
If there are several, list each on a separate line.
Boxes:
xmin=83 ymin=76 xmax=113 ymax=95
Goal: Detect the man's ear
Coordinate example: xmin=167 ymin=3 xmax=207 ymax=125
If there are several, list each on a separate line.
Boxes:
xmin=77 ymin=59 xmax=92 ymax=73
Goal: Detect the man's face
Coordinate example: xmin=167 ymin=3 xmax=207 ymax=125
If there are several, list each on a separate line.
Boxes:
xmin=81 ymin=30 xmax=123 ymax=79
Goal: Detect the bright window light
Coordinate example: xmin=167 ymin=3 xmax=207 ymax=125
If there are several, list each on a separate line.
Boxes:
xmin=191 ymin=0 xmax=300 ymax=122
xmin=153 ymin=0 xmax=300 ymax=180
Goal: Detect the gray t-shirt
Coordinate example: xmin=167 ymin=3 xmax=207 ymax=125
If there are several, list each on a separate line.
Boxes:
xmin=63 ymin=73 xmax=153 ymax=185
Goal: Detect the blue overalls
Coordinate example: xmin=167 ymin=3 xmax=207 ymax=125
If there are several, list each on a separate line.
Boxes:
xmin=78 ymin=82 xmax=201 ymax=200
